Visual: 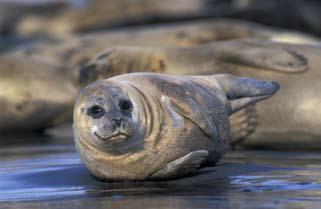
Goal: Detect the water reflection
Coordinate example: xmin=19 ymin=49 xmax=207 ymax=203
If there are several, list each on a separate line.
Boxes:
xmin=2 ymin=131 xmax=321 ymax=208
xmin=230 ymin=173 xmax=321 ymax=192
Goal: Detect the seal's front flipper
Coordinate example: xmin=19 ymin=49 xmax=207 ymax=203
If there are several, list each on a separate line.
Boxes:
xmin=230 ymin=105 xmax=257 ymax=146
xmin=148 ymin=150 xmax=209 ymax=180
xmin=215 ymin=39 xmax=308 ymax=73
xmin=160 ymin=79 xmax=224 ymax=138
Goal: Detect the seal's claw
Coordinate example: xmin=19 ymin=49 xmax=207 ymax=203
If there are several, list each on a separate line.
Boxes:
xmin=230 ymin=105 xmax=257 ymax=146
xmin=148 ymin=150 xmax=209 ymax=180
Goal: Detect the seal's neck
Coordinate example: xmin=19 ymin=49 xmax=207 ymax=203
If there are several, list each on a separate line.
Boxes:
xmin=127 ymin=84 xmax=152 ymax=138
xmin=125 ymin=82 xmax=164 ymax=147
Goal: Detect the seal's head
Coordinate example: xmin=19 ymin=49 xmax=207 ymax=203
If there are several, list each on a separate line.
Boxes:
xmin=74 ymin=81 xmax=140 ymax=151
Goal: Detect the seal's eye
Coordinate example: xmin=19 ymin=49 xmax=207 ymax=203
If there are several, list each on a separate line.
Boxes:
xmin=118 ymin=99 xmax=132 ymax=111
xmin=87 ymin=105 xmax=105 ymax=119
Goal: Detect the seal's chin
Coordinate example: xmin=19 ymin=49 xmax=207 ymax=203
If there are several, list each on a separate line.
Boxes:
xmin=94 ymin=131 xmax=130 ymax=145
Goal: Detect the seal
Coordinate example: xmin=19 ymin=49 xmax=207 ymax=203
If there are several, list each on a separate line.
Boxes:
xmin=0 ymin=54 xmax=77 ymax=133
xmin=73 ymin=72 xmax=279 ymax=180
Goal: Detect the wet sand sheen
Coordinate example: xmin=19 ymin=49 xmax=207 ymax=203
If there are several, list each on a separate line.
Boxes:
xmin=1 ymin=133 xmax=321 ymax=208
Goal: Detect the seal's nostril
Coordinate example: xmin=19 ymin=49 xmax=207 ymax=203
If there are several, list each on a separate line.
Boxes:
xmin=113 ymin=118 xmax=123 ymax=127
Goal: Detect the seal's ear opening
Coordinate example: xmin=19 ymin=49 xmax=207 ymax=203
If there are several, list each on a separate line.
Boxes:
xmin=216 ymin=74 xmax=280 ymax=114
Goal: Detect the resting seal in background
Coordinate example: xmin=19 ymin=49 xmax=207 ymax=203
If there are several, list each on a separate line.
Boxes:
xmin=80 ymin=39 xmax=321 ymax=149
xmin=0 ymin=55 xmax=77 ymax=133
xmin=0 ymin=19 xmax=316 ymax=134
xmin=73 ymin=73 xmax=279 ymax=180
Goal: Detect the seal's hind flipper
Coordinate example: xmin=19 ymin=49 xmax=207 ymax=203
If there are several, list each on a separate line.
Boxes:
xmin=230 ymin=105 xmax=257 ymax=147
xmin=148 ymin=150 xmax=209 ymax=180
xmin=216 ymin=39 xmax=308 ymax=73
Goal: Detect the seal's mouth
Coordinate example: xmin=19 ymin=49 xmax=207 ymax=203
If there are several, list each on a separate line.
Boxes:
xmin=94 ymin=131 xmax=130 ymax=144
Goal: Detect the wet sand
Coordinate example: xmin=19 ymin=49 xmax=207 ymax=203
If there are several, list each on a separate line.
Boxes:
xmin=1 ymin=127 xmax=321 ymax=209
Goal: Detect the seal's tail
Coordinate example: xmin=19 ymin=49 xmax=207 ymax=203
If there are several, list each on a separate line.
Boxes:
xmin=230 ymin=105 xmax=257 ymax=147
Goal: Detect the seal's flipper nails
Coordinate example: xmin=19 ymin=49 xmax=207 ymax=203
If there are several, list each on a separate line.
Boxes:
xmin=216 ymin=74 xmax=280 ymax=113
xmin=217 ymin=39 xmax=308 ymax=72
xmin=148 ymin=150 xmax=209 ymax=180
xmin=230 ymin=105 xmax=257 ymax=146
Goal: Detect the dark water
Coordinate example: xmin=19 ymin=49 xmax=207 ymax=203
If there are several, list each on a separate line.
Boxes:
xmin=1 ymin=127 xmax=321 ymax=209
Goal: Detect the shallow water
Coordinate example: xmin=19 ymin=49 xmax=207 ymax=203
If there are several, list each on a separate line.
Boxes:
xmin=1 ymin=128 xmax=321 ymax=208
